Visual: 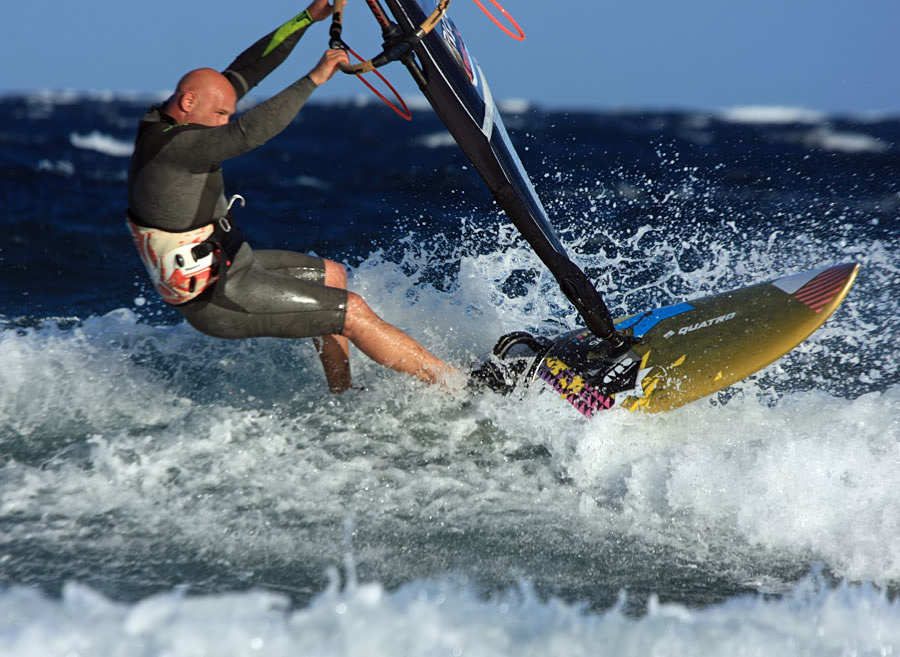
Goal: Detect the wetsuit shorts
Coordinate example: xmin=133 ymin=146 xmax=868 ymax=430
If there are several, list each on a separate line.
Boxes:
xmin=177 ymin=244 xmax=348 ymax=339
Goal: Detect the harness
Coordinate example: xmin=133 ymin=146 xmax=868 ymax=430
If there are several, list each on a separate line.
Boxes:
xmin=127 ymin=195 xmax=246 ymax=305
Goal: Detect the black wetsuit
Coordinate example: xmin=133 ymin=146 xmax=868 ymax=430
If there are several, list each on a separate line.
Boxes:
xmin=127 ymin=10 xmax=347 ymax=339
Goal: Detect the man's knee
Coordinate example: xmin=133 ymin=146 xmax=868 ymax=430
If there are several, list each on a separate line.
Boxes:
xmin=323 ymin=259 xmax=347 ymax=289
xmin=342 ymin=292 xmax=378 ymax=338
xmin=344 ymin=291 xmax=370 ymax=318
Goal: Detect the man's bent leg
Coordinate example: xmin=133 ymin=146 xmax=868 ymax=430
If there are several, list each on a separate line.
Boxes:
xmin=179 ymin=248 xmax=456 ymax=390
xmin=341 ymin=292 xmax=461 ymax=387
xmin=315 ymin=259 xmax=352 ymax=393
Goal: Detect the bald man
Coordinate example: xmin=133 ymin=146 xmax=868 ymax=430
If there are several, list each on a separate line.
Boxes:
xmin=127 ymin=0 xmax=461 ymax=393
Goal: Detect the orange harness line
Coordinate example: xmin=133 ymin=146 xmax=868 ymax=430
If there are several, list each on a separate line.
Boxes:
xmin=346 ymin=43 xmax=412 ymax=121
xmin=472 ymin=0 xmax=525 ymax=40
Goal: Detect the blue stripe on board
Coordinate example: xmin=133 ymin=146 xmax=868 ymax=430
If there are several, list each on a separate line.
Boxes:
xmin=615 ymin=302 xmax=694 ymax=337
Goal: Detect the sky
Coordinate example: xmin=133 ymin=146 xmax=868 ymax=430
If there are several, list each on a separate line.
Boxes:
xmin=2 ymin=0 xmax=898 ymax=114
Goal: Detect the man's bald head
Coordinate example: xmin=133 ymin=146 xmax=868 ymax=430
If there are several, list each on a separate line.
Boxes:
xmin=164 ymin=68 xmax=237 ymax=127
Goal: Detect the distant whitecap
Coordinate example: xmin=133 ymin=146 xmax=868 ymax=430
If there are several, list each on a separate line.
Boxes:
xmin=70 ymin=130 xmax=134 ymax=157
xmin=717 ymin=105 xmax=826 ymax=124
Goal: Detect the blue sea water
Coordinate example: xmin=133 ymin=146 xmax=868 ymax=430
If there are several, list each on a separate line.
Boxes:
xmin=1 ymin=89 xmax=899 ymax=655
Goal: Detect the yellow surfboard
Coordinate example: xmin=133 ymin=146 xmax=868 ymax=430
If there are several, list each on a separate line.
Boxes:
xmin=530 ymin=263 xmax=859 ymax=415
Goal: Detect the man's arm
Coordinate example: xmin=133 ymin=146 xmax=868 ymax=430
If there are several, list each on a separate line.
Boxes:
xmin=224 ymin=0 xmax=336 ymax=99
xmin=230 ymin=48 xmax=348 ymax=149
xmin=166 ymin=48 xmax=348 ymax=169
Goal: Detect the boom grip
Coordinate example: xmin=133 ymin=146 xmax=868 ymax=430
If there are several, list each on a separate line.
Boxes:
xmin=339 ymin=60 xmax=376 ymax=75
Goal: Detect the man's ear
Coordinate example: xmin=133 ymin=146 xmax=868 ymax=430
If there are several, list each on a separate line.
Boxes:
xmin=178 ymin=90 xmax=196 ymax=113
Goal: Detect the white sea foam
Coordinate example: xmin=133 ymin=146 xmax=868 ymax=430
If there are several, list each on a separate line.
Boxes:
xmin=292 ymin=174 xmax=331 ymax=189
xmin=342 ymin=92 xmax=430 ymax=113
xmin=36 ymin=159 xmax=75 ymax=176
xmin=12 ymin=89 xmax=164 ymax=104
xmin=0 ymin=574 xmax=897 ymax=657
xmin=498 ymin=98 xmax=531 ymax=114
xmin=717 ymin=106 xmax=827 ymax=125
xmin=799 ymin=127 xmax=889 ymax=153
xmin=418 ymin=131 xmax=457 ymax=148
xmin=551 ymin=385 xmax=900 ymax=581
xmin=70 ymin=130 xmax=134 ymax=157
xmin=22 ymin=89 xmax=85 ymax=105
xmin=400 ymin=93 xmax=431 ymax=112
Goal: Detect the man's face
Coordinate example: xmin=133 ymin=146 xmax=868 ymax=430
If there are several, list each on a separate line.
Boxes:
xmin=189 ymin=84 xmax=237 ymax=127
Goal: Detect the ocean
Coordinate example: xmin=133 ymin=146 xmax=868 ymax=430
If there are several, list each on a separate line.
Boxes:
xmin=1 ymin=89 xmax=899 ymax=655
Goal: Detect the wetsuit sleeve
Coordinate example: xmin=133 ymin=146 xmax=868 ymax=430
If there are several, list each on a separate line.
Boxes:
xmin=224 ymin=9 xmax=316 ymax=100
xmin=232 ymin=76 xmax=318 ymax=149
xmin=163 ymin=75 xmax=318 ymax=168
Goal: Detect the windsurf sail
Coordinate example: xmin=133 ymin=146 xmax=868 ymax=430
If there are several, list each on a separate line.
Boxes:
xmin=339 ymin=0 xmax=626 ymax=347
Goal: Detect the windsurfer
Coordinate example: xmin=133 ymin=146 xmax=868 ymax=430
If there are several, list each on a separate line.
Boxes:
xmin=126 ymin=0 xmax=461 ymax=393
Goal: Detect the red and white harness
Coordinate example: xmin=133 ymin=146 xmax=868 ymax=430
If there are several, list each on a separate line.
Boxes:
xmin=127 ymin=195 xmax=244 ymax=305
